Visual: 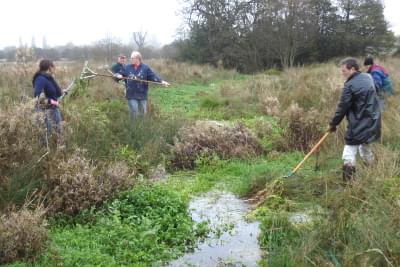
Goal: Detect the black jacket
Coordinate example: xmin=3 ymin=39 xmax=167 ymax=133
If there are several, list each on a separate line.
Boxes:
xmin=330 ymin=72 xmax=381 ymax=145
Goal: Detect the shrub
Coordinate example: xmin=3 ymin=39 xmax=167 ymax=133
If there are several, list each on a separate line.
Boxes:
xmin=170 ymin=120 xmax=263 ymax=169
xmin=0 ymin=205 xmax=48 ymax=264
xmin=0 ymin=100 xmax=45 ymax=171
xmin=278 ymin=103 xmax=324 ymax=152
xmin=44 ymin=149 xmax=135 ymax=216
xmin=259 ymin=95 xmax=280 ymax=117
xmin=102 ymin=160 xmax=136 ymax=198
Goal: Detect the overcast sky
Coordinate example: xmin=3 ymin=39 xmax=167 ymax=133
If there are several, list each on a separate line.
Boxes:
xmin=0 ymin=0 xmax=399 ymax=49
xmin=0 ymin=0 xmax=182 ymax=49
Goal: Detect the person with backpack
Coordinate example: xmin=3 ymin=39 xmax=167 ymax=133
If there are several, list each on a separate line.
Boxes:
xmin=329 ymin=58 xmax=381 ymax=181
xmin=364 ymin=56 xmax=393 ymax=111
xmin=33 ymin=59 xmax=64 ymax=143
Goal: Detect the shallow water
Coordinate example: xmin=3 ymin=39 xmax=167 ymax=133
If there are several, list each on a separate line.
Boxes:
xmin=168 ymin=191 xmax=261 ymax=267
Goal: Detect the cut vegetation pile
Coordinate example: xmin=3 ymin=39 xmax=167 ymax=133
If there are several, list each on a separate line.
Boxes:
xmin=170 ymin=120 xmax=264 ymax=169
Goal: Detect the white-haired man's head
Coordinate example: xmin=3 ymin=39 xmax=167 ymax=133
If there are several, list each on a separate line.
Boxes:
xmin=131 ymin=51 xmax=142 ymax=61
xmin=130 ymin=51 xmax=141 ymax=66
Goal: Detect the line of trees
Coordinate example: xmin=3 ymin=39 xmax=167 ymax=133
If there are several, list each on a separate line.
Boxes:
xmin=0 ymin=31 xmax=170 ymax=64
xmin=174 ymin=0 xmax=397 ymax=72
xmin=1 ymin=1 xmax=398 ymax=73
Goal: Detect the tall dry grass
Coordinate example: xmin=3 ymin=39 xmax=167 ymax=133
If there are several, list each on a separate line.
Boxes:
xmin=254 ymin=60 xmax=400 ymax=267
xmin=147 ymin=58 xmax=237 ymax=84
xmin=202 ymin=63 xmax=343 ymax=151
xmin=0 ymin=100 xmax=45 ymax=171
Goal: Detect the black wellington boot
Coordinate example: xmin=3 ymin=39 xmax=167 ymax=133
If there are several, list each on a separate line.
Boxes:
xmin=342 ymin=164 xmax=356 ymax=182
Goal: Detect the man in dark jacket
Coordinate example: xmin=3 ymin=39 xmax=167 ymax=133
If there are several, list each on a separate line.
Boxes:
xmin=329 ymin=57 xmax=381 ymax=181
xmin=115 ymin=51 xmax=169 ymax=119
xmin=111 ymin=54 xmax=126 ymax=82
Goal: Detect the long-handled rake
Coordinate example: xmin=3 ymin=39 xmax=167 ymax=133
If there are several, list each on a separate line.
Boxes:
xmin=247 ymin=130 xmax=331 ymax=207
xmin=284 ymin=131 xmax=331 ymax=178
xmin=80 ymin=61 xmax=168 ymax=86
xmin=58 ymin=79 xmax=76 ymax=102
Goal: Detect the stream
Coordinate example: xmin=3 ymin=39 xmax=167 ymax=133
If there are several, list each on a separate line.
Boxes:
xmin=168 ymin=191 xmax=262 ymax=267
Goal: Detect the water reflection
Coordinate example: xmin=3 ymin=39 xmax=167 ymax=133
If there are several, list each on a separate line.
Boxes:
xmin=168 ymin=191 xmax=261 ymax=267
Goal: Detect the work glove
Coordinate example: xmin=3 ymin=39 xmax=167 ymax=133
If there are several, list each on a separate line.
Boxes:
xmin=328 ymin=124 xmax=337 ymax=132
xmin=161 ymin=80 xmax=170 ymax=87
xmin=113 ymin=73 xmax=123 ymax=79
xmin=49 ymin=99 xmax=59 ymax=107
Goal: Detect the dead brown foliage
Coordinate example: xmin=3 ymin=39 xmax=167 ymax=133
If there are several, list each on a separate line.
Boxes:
xmin=0 ymin=205 xmax=48 ymax=264
xmin=278 ymin=103 xmax=324 ymax=152
xmin=0 ymin=100 xmax=45 ymax=171
xmin=44 ymin=149 xmax=135 ymax=216
xmin=260 ymin=95 xmax=281 ymax=116
xmin=170 ymin=121 xmax=264 ymax=169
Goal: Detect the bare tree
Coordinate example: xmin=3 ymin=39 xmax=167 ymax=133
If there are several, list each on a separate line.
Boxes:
xmin=132 ymin=31 xmax=148 ymax=50
xmin=93 ymin=33 xmax=122 ymax=63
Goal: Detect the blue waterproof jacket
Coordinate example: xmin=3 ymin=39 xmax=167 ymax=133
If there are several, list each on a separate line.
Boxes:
xmin=330 ymin=72 xmax=381 ymax=145
xmin=369 ymin=65 xmax=386 ymax=91
xmin=120 ymin=63 xmax=162 ymax=100
xmin=367 ymin=64 xmax=393 ymax=95
xmin=33 ymin=72 xmax=62 ymax=102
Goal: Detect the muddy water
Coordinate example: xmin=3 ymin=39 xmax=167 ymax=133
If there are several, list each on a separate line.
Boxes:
xmin=168 ymin=191 xmax=262 ymax=267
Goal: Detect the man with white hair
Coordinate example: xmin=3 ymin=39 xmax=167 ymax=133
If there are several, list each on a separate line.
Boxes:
xmin=114 ymin=51 xmax=169 ymax=118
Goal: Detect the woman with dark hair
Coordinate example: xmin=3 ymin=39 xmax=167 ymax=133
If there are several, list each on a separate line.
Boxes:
xmin=33 ymin=59 xmax=63 ymax=142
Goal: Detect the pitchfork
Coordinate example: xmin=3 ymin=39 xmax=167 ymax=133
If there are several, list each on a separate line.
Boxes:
xmin=80 ymin=61 xmax=169 ymax=86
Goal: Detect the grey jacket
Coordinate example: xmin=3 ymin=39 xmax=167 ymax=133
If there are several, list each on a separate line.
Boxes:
xmin=330 ymin=72 xmax=381 ymax=145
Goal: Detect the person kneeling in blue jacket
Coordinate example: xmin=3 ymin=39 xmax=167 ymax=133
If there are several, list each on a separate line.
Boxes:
xmin=114 ymin=51 xmax=169 ymax=119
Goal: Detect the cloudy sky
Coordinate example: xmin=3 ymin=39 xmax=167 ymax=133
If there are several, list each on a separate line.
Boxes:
xmin=0 ymin=0 xmax=399 ymax=49
xmin=0 ymin=0 xmax=182 ymax=48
